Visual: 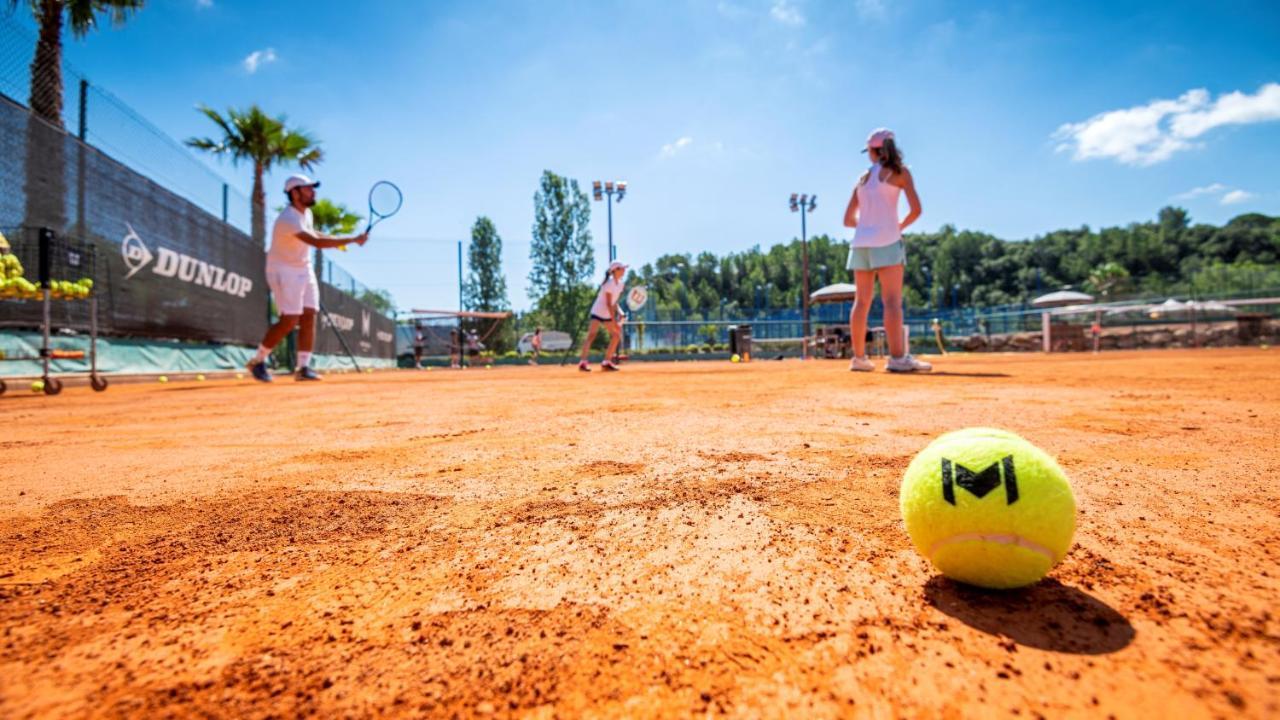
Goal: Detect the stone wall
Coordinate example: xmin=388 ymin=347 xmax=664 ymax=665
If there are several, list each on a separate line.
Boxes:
xmin=956 ymin=319 xmax=1278 ymax=352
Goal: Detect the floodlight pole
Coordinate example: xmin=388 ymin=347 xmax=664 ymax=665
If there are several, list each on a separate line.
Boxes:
xmin=790 ymin=193 xmax=817 ymax=359
xmin=592 ymin=180 xmax=627 ymax=262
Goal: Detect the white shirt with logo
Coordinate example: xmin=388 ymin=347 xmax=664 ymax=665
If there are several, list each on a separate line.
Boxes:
xmin=267 ymin=206 xmax=315 ymax=270
xmin=591 ymin=277 xmax=624 ymax=320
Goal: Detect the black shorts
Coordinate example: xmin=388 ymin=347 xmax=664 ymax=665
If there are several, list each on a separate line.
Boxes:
xmin=590 ymin=314 xmax=613 ymax=323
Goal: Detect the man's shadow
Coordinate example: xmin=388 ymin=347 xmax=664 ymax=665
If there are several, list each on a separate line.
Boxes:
xmin=924 ymin=576 xmax=1135 ymax=654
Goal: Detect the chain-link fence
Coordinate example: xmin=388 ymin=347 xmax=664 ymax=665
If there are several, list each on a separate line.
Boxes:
xmin=1 ymin=13 xmax=251 ymax=234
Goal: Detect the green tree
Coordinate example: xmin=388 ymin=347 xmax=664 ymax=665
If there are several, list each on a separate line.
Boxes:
xmin=528 ymin=170 xmax=593 ymax=335
xmin=465 ymin=216 xmax=513 ymax=352
xmin=311 ymin=198 xmax=362 ymax=235
xmin=465 ymin=216 xmax=510 ymax=312
xmin=1086 ymin=261 xmax=1130 ymax=298
xmin=355 ymin=288 xmax=394 ymax=316
xmin=185 ymin=105 xmax=322 ymax=245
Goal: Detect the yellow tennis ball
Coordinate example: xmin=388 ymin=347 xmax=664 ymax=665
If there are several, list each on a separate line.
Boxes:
xmin=30 ymin=380 xmax=44 ymax=393
xmin=731 ymin=354 xmax=740 ymax=363
xmin=196 ymin=374 xmax=206 ymax=381
xmin=235 ymin=372 xmax=244 ymax=380
xmin=900 ymin=427 xmax=1076 ymax=589
xmin=158 ymin=375 xmax=168 ymax=383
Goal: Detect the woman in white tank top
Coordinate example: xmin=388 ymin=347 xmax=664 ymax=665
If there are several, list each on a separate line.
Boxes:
xmin=842 ymin=128 xmax=931 ymax=373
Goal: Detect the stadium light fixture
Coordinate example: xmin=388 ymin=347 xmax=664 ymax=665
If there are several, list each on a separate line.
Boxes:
xmin=593 ymin=179 xmax=628 ymax=262
xmin=789 ymin=192 xmax=817 ymax=358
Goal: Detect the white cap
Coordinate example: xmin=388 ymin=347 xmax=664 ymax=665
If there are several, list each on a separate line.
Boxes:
xmin=608 ymin=261 xmax=629 ymax=273
xmin=283 ymin=174 xmax=320 ymax=192
xmin=861 ymin=128 xmax=894 ymax=152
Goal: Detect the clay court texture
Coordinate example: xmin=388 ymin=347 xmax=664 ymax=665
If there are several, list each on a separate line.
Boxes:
xmin=2 ymin=348 xmax=1277 ymax=719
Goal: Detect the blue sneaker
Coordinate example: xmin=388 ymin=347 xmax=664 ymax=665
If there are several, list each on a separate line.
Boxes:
xmin=295 ymin=366 xmax=323 ymax=381
xmin=247 ymin=360 xmax=273 ymax=383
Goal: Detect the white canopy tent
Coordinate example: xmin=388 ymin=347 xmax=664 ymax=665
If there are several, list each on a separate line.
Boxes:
xmin=809 ymin=283 xmax=858 ymax=304
xmin=1031 ymin=289 xmax=1095 ymax=308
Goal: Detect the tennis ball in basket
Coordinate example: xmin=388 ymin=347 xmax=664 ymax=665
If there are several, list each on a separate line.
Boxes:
xmin=731 ymin=354 xmax=740 ymax=363
xmin=900 ymin=427 xmax=1076 ymax=589
xmin=30 ymin=380 xmax=44 ymax=393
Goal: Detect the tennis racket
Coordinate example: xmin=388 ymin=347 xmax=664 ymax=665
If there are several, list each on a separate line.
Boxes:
xmin=365 ymin=180 xmax=403 ymax=234
xmin=339 ymin=180 xmax=402 ymax=251
xmin=626 ymin=285 xmax=648 ymax=313
xmin=612 ymin=285 xmax=648 ymax=364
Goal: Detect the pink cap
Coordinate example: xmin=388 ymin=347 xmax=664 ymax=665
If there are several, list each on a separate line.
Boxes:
xmin=862 ymin=128 xmax=894 ymax=151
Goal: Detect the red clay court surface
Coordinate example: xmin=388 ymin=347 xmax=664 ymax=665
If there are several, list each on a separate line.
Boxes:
xmin=2 ymin=348 xmax=1277 ymax=718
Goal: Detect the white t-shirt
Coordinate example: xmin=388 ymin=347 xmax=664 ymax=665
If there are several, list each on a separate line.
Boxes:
xmin=590 ymin=277 xmax=624 ymax=319
xmin=267 ymin=206 xmax=315 ymax=269
xmin=591 ymin=275 xmax=627 ymax=317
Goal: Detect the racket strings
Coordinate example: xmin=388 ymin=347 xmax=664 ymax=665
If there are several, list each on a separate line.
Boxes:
xmin=368 ymin=182 xmax=403 ymax=219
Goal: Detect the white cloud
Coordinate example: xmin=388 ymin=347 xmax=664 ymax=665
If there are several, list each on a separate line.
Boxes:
xmin=660 ymin=136 xmax=694 ymax=158
xmin=854 ymin=0 xmax=886 ymax=21
xmin=242 ymin=48 xmax=277 ymax=74
xmin=196 ymin=0 xmax=213 ymax=7
xmin=1055 ymin=83 xmax=1280 ymax=166
xmin=770 ymin=0 xmax=804 ymax=27
xmin=1220 ymin=189 xmax=1255 ymax=205
xmin=1173 ymin=183 xmax=1229 ymax=200
xmin=1171 ymin=183 xmax=1256 ymax=206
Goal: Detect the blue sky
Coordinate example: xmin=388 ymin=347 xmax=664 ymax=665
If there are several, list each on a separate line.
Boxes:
xmin=13 ymin=0 xmax=1280 ymax=311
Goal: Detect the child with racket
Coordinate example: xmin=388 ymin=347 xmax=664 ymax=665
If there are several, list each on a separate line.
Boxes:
xmin=246 ymin=175 xmax=368 ymax=382
xmin=578 ymin=261 xmax=628 ymax=372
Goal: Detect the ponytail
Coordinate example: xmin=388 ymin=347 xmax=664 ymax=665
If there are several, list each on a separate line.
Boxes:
xmin=878 ymin=138 xmax=904 ymax=174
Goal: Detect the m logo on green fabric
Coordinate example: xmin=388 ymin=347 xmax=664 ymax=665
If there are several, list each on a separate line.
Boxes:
xmin=941 ymin=456 xmax=1019 ymax=506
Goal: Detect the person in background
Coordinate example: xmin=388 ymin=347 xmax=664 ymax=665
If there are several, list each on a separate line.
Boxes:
xmin=529 ymin=327 xmax=543 ymax=365
xmin=842 ymin=129 xmax=931 ymax=373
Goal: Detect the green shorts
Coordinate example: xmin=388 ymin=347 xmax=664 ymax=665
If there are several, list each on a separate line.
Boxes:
xmin=846 ymin=240 xmax=906 ymax=271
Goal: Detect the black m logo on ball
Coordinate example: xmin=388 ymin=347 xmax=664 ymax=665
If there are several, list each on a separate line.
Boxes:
xmin=941 ymin=456 xmax=1019 ymax=506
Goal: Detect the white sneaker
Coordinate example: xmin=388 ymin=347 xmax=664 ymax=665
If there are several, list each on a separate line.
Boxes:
xmin=849 ymin=356 xmax=875 ymax=372
xmin=886 ymin=354 xmax=933 ymax=373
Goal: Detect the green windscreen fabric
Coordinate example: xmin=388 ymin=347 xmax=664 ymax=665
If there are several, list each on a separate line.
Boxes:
xmin=0 ymin=331 xmax=393 ymax=377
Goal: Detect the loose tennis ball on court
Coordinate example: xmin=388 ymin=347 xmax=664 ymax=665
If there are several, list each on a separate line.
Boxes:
xmin=731 ymin=354 xmax=740 ymax=363
xmin=30 ymin=380 xmax=44 ymax=393
xmin=158 ymin=375 xmax=168 ymax=383
xmin=196 ymin=374 xmax=206 ymax=381
xmin=235 ymin=372 xmax=244 ymax=380
xmin=900 ymin=427 xmax=1076 ymax=589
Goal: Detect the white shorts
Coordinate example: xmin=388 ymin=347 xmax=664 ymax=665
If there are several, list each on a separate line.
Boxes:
xmin=266 ymin=264 xmax=319 ymax=316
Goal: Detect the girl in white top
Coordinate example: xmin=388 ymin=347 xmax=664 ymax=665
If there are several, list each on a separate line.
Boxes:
xmin=578 ymin=261 xmax=627 ymax=372
xmin=842 ymin=129 xmax=931 ymax=373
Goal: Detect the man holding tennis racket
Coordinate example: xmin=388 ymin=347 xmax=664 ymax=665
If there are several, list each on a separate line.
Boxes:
xmin=245 ymin=174 xmax=368 ymax=382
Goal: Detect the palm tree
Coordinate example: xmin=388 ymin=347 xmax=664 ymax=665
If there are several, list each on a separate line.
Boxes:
xmin=185 ymin=105 xmax=322 ymax=244
xmin=10 ymin=1 xmax=143 ymax=233
xmin=310 ymin=198 xmax=362 ymax=235
xmin=9 ymin=0 xmax=145 ymax=125
xmin=1087 ymin=261 xmax=1131 ymax=299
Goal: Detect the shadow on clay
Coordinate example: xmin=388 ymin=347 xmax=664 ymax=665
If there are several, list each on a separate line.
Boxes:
xmin=924 ymin=576 xmax=1135 ymax=654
